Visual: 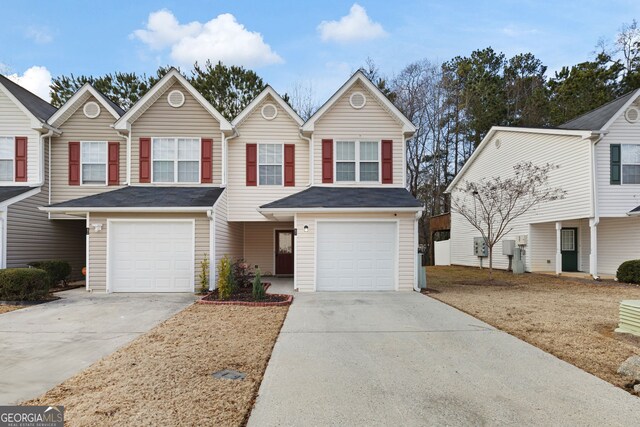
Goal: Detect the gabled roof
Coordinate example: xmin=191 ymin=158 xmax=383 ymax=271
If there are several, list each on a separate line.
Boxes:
xmin=628 ymin=205 xmax=640 ymax=216
xmin=259 ymin=187 xmax=423 ymax=211
xmin=47 ymin=83 xmax=124 ymax=128
xmin=0 ymin=186 xmax=37 ymax=203
xmin=114 ymin=68 xmax=232 ymax=132
xmin=232 ymin=85 xmax=303 ymax=127
xmin=0 ymin=74 xmax=57 ymax=123
xmin=301 ymin=70 xmax=416 ymax=135
xmin=559 ymin=89 xmax=640 ymax=131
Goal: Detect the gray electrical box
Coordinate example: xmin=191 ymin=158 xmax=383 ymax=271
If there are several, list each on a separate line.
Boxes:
xmin=513 ymin=248 xmax=525 ymax=274
xmin=473 ymin=237 xmax=488 ymax=257
xmin=502 ymin=240 xmax=516 ymax=256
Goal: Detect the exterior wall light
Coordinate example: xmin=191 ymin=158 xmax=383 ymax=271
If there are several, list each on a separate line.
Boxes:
xmin=304 ymin=225 xmax=309 ymax=232
xmin=92 ymin=223 xmax=103 ymax=232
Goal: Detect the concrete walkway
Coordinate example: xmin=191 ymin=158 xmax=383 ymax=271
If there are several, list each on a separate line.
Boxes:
xmin=249 ymin=292 xmax=640 ymax=426
xmin=0 ymin=289 xmax=195 ymax=404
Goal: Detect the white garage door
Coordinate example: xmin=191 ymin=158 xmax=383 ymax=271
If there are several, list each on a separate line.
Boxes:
xmin=316 ymin=221 xmax=396 ymax=291
xmin=109 ymin=221 xmax=194 ymax=292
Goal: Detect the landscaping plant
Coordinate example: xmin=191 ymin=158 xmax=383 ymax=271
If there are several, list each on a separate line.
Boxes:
xmin=227 ymin=262 xmax=237 ymax=295
xmin=617 ymin=260 xmax=640 ymax=283
xmin=27 ymin=260 xmax=71 ymax=286
xmin=252 ymin=269 xmax=266 ymax=301
xmin=232 ymin=259 xmax=253 ymax=288
xmin=199 ymin=253 xmax=210 ymax=294
xmin=217 ymin=256 xmax=232 ymax=300
xmin=0 ymin=268 xmax=50 ymax=301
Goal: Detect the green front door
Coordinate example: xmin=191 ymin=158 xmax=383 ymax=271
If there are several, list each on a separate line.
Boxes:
xmin=561 ymin=228 xmax=578 ymax=272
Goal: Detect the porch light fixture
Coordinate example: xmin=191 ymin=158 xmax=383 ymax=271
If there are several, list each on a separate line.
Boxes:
xmin=91 ymin=223 xmax=103 ymax=232
xmin=303 ymin=225 xmax=309 ymax=232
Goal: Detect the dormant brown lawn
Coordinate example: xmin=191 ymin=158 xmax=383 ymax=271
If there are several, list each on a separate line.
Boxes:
xmin=26 ymin=304 xmax=288 ymax=426
xmin=426 ymin=266 xmax=640 ymax=390
xmin=0 ymin=305 xmax=23 ymax=314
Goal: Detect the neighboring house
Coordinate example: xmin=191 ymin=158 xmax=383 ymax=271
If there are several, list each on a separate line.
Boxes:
xmin=43 ymin=69 xmax=424 ymax=292
xmin=446 ymin=89 xmax=640 ymax=278
xmin=0 ymin=75 xmax=84 ymax=276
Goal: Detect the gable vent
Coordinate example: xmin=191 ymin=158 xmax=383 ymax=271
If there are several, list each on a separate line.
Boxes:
xmin=261 ymin=103 xmax=278 ymax=120
xmin=83 ymin=101 xmax=101 ymax=119
xmin=167 ymin=90 xmax=185 ymax=108
xmin=625 ymin=106 xmax=640 ymax=124
xmin=349 ymin=91 xmax=366 ymax=109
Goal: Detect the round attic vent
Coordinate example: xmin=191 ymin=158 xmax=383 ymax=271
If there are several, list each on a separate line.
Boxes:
xmin=349 ymin=91 xmax=366 ymax=109
xmin=625 ymin=106 xmax=640 ymax=123
xmin=83 ymin=101 xmax=100 ymax=119
xmin=494 ymin=139 xmax=502 ymax=149
xmin=261 ymin=103 xmax=278 ymax=120
xmin=167 ymin=90 xmax=185 ymax=108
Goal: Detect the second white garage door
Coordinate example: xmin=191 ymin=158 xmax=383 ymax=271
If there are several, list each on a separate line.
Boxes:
xmin=108 ymin=221 xmax=194 ymax=292
xmin=316 ymin=221 xmax=397 ymax=291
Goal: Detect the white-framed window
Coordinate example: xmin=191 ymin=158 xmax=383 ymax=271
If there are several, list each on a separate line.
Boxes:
xmin=335 ymin=140 xmax=380 ymax=182
xmin=258 ymin=143 xmax=283 ymax=185
xmin=622 ymin=144 xmax=640 ymax=184
xmin=152 ymin=137 xmax=200 ymax=183
xmin=81 ymin=141 xmax=107 ymax=185
xmin=0 ymin=137 xmax=14 ymax=182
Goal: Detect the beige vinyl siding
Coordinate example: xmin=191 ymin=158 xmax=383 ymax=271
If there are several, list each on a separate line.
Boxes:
xmin=130 ymin=81 xmax=222 ymax=185
xmin=50 ymin=95 xmax=125 ymax=209
xmin=214 ymin=190 xmax=244 ymax=273
xmin=243 ymin=221 xmax=293 ymax=275
xmin=596 ymin=97 xmax=640 ymax=216
xmin=0 ymin=89 xmax=41 ymax=183
xmin=228 ymin=94 xmax=309 ymax=221
xmin=87 ymin=213 xmax=209 ymax=292
xmin=313 ymin=81 xmax=404 ymax=186
xmin=295 ymin=212 xmax=416 ymax=292
xmin=527 ymin=219 xmax=588 ymax=273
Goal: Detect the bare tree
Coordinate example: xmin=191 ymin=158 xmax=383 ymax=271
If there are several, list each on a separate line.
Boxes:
xmin=451 ymin=162 xmax=565 ymax=279
xmin=286 ymin=80 xmax=318 ymax=121
xmin=616 ymin=19 xmax=640 ymax=78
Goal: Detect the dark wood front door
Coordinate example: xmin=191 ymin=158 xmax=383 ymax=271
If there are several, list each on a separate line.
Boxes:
xmin=561 ymin=228 xmax=578 ymax=272
xmin=275 ymin=230 xmax=294 ymax=275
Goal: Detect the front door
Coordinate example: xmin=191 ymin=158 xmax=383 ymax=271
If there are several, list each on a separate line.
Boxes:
xmin=561 ymin=228 xmax=578 ymax=272
xmin=275 ymin=230 xmax=294 ymax=275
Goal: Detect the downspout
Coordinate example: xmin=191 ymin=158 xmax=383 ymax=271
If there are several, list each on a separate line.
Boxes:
xmin=224 ymin=129 xmax=239 ymax=187
xmin=39 ymin=129 xmax=54 ymax=187
xmin=207 ymin=209 xmax=215 ymax=290
xmin=299 ymin=130 xmax=312 ymax=186
xmin=589 ymin=133 xmax=604 ymax=279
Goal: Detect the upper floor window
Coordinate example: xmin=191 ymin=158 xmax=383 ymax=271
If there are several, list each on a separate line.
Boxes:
xmin=335 ymin=140 xmax=379 ymax=182
xmin=152 ymin=138 xmax=200 ymax=183
xmin=0 ymin=137 xmax=14 ymax=181
xmin=259 ymin=143 xmax=282 ymax=185
xmin=622 ymin=144 xmax=640 ymax=184
xmin=81 ymin=141 xmax=107 ymax=185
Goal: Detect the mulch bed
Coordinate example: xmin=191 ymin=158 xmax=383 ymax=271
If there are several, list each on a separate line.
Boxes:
xmin=199 ymin=283 xmax=293 ymax=306
xmin=0 ymin=295 xmax=60 ymax=306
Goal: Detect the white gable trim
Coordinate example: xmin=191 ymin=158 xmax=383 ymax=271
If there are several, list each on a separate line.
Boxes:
xmin=302 ymin=71 xmax=416 ymax=135
xmin=601 ymin=89 xmax=640 ymax=131
xmin=445 ymin=126 xmax=597 ymax=193
xmin=114 ymin=68 xmax=233 ymax=132
xmin=47 ymin=83 xmax=121 ymax=127
xmin=0 ymin=81 xmax=50 ymax=130
xmin=232 ymin=86 xmax=303 ymax=126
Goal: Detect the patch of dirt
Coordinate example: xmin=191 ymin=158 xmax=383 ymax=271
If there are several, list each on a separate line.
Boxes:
xmin=25 ymin=304 xmax=289 ymax=426
xmin=0 ymin=305 xmax=23 ymax=314
xmin=426 ymin=266 xmax=640 ymax=390
xmin=204 ymin=288 xmax=289 ymax=303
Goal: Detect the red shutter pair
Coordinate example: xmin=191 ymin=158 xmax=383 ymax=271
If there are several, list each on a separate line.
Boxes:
xmin=69 ymin=142 xmax=119 ymax=185
xmin=139 ymin=137 xmax=213 ymax=184
xmin=246 ymin=144 xmax=295 ymax=186
xmin=320 ymin=139 xmax=393 ymax=184
xmin=14 ymin=137 xmax=27 ymax=182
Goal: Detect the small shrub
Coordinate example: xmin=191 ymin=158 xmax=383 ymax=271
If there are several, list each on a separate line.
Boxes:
xmin=617 ymin=260 xmax=640 ymax=284
xmin=217 ymin=256 xmax=232 ymax=300
xmin=0 ymin=268 xmax=50 ymax=301
xmin=232 ymin=259 xmax=253 ymax=288
xmin=199 ymin=253 xmax=210 ymax=294
xmin=227 ymin=263 xmax=237 ymax=295
xmin=27 ymin=260 xmax=71 ymax=286
xmin=252 ymin=269 xmax=265 ymax=301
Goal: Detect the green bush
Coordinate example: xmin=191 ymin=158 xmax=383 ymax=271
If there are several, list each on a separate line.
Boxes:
xmin=617 ymin=260 xmax=640 ymax=284
xmin=27 ymin=260 xmax=71 ymax=286
xmin=199 ymin=253 xmax=210 ymax=294
xmin=252 ymin=269 xmax=265 ymax=301
xmin=217 ymin=255 xmax=232 ymax=300
xmin=0 ymin=268 xmax=50 ymax=301
xmin=232 ymin=259 xmax=253 ymax=288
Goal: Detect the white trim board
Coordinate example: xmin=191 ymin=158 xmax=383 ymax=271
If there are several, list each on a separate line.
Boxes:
xmin=48 ymin=84 xmax=121 ymax=127
xmin=232 ymin=86 xmax=303 ymax=127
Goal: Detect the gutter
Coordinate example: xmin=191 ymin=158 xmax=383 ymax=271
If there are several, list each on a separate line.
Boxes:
xmin=299 ymin=130 xmax=312 ymax=187
xmin=258 ymin=206 xmax=425 ymax=215
xmin=40 ymin=206 xmax=214 ymax=213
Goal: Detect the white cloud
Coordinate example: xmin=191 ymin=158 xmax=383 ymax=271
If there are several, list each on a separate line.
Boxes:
xmin=132 ymin=9 xmax=282 ymax=67
xmin=5 ymin=66 xmax=52 ymax=101
xmin=318 ymin=4 xmax=387 ymax=43
xmin=501 ymin=24 xmax=538 ymax=38
xmin=25 ymin=26 xmax=53 ymax=44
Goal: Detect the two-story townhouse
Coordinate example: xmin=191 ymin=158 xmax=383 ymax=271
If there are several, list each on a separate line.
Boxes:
xmin=0 ymin=75 xmax=85 ymax=276
xmin=44 ymin=69 xmax=423 ymax=293
xmin=446 ymin=89 xmax=640 ymax=279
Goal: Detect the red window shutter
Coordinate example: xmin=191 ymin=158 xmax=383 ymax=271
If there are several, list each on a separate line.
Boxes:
xmin=108 ymin=142 xmax=119 ymax=185
xmin=246 ymin=144 xmax=257 ymax=186
xmin=381 ymin=140 xmax=393 ymax=184
xmin=68 ymin=141 xmax=80 ymax=185
xmin=201 ymin=138 xmax=213 ymax=183
xmin=14 ymin=137 xmax=27 ymax=182
xmin=321 ymin=139 xmax=333 ymax=183
xmin=139 ymin=137 xmax=151 ymax=183
xmin=284 ymin=144 xmax=295 ymax=187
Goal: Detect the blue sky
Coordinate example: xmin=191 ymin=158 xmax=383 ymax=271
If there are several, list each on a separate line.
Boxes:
xmin=1 ymin=1 xmax=639 ymax=103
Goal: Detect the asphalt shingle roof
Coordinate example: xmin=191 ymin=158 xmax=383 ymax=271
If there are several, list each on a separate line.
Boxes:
xmin=630 ymin=205 xmax=640 ymax=214
xmin=0 ymin=186 xmax=35 ymax=203
xmin=93 ymin=88 xmax=126 ymax=117
xmin=48 ymin=186 xmax=224 ymax=208
xmin=0 ymin=74 xmax=57 ymax=122
xmin=558 ymin=90 xmax=640 ymax=131
xmin=260 ymin=187 xmax=423 ymax=209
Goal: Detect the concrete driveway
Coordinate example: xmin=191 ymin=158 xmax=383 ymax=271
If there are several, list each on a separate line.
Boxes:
xmin=0 ymin=288 xmax=194 ymax=404
xmin=249 ymin=292 xmax=640 ymax=426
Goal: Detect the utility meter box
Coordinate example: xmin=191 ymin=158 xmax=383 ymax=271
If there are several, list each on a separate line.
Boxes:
xmin=473 ymin=237 xmax=488 ymax=257
xmin=502 ymin=240 xmax=516 ymax=256
xmin=516 ymin=234 xmax=528 ymax=246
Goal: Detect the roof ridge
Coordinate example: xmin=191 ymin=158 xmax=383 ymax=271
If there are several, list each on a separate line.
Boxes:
xmin=560 ymin=89 xmax=640 ymax=129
